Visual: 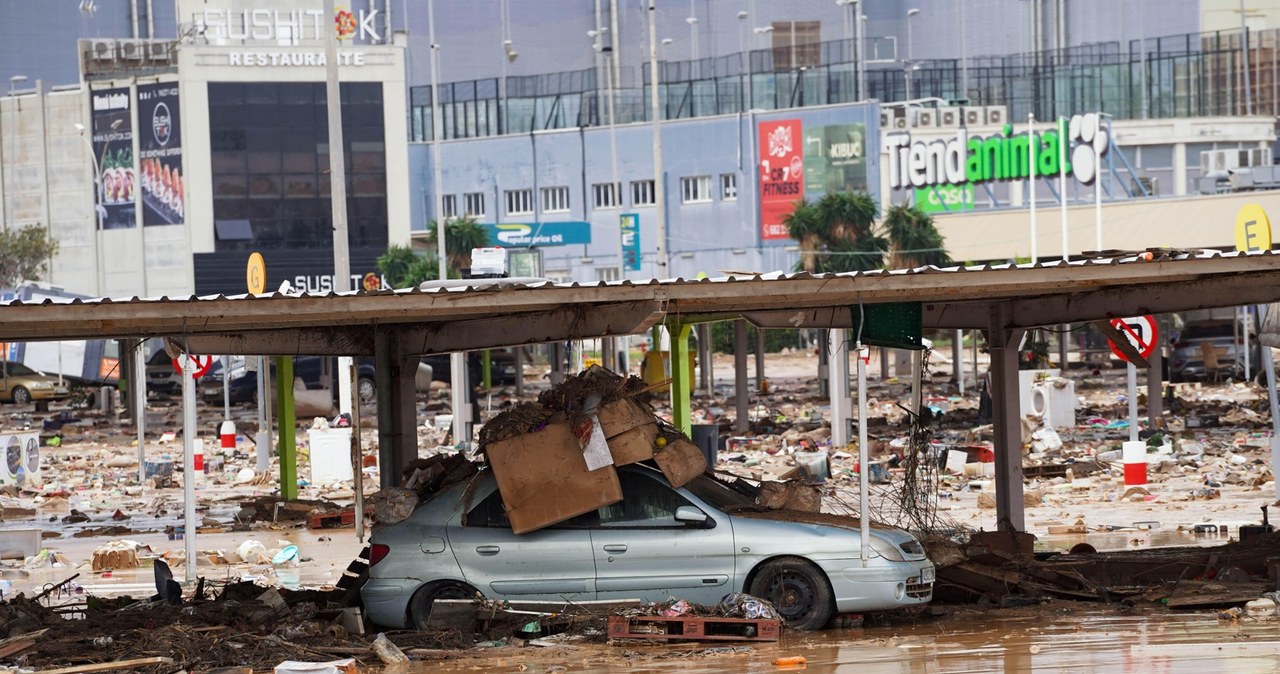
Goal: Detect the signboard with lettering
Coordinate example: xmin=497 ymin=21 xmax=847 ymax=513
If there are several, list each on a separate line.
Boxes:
xmin=89 ymin=87 xmax=136 ymax=230
xmin=758 ymin=119 xmax=804 ymax=241
xmin=915 ymin=184 xmax=975 ymax=214
xmin=137 ymin=82 xmax=184 ymax=227
xmin=620 ymin=213 xmax=641 ymax=271
xmin=479 ymin=221 xmax=593 ymax=248
xmin=803 ymin=123 xmax=868 ymax=197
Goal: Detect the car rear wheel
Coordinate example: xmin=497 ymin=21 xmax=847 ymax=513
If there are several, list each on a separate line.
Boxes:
xmin=11 ymin=387 xmax=31 ymax=405
xmin=407 ymin=580 xmax=478 ymax=631
xmin=749 ymin=558 xmax=834 ymax=631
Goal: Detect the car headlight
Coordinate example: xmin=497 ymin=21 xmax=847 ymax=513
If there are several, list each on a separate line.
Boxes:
xmin=868 ymin=536 xmax=907 ymax=561
xmin=30 ymin=382 xmax=53 ymax=390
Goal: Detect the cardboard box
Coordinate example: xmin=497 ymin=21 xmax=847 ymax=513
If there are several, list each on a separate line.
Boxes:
xmin=486 ymin=421 xmax=622 ymax=534
xmin=653 ymin=438 xmax=707 ymax=488
xmin=607 ymin=424 xmax=658 ymax=466
xmin=598 ymin=400 xmax=654 ymax=438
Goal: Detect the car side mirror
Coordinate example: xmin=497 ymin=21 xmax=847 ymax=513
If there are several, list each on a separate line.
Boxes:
xmin=675 ymin=506 xmax=712 ymax=528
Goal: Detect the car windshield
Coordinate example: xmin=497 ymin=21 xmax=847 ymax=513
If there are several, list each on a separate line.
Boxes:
xmin=682 ymin=473 xmax=759 ymax=510
xmin=1181 ymin=323 xmax=1237 ymax=340
xmin=2 ymin=362 xmax=38 ymax=376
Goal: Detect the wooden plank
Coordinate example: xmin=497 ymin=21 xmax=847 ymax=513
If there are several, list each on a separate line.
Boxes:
xmin=38 ymin=657 xmax=175 ymax=674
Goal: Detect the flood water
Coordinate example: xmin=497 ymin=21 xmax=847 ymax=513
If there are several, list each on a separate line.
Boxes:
xmin=416 ymin=607 xmax=1280 ymax=674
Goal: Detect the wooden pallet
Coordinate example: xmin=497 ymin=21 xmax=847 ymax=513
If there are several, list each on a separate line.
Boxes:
xmin=308 ymin=507 xmax=373 ymax=529
xmin=607 ymin=615 xmax=781 ymax=642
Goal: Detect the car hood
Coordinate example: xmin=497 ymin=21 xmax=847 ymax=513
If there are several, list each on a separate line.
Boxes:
xmin=724 ymin=507 xmax=926 ymax=557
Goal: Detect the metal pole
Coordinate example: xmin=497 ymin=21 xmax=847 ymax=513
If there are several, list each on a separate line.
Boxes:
xmin=606 ymin=50 xmax=622 ymax=278
xmin=855 ymin=1 xmax=865 ymax=101
xmin=1127 ymin=361 xmax=1138 ymax=442
xmin=1058 ymin=115 xmax=1068 ymax=261
xmin=427 ymin=0 xmax=470 ymax=446
xmin=649 ymin=0 xmax=670 ymax=276
xmin=134 ymin=341 xmax=146 ymax=485
xmin=958 ymin=0 xmax=967 ymax=101
xmin=255 ymin=356 xmax=269 ymax=473
xmin=1029 ymin=113 xmax=1037 ymax=261
xmin=222 ymin=355 xmax=231 ymax=420
xmin=856 ymin=346 xmax=869 ymax=566
xmin=1094 ymin=112 xmax=1102 ymax=252
xmin=180 ymin=357 xmax=197 ymax=583
xmin=953 ymin=329 xmax=964 ymax=394
xmin=1242 ymin=0 xmax=1254 ymax=116
xmin=324 ymin=0 xmax=350 ymax=291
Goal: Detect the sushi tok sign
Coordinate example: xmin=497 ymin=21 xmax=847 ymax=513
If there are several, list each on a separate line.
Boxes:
xmin=137 ymin=83 xmax=184 ymax=226
xmin=89 ymin=88 xmax=136 ymax=230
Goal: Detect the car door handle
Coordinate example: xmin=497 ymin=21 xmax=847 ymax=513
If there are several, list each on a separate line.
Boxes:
xmin=476 ymin=545 xmax=500 ymax=555
xmin=602 ymin=544 xmax=628 ymax=553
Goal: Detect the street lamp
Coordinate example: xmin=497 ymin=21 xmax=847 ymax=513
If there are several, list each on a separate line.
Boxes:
xmin=905 ymin=8 xmax=920 ymax=100
xmin=74 ymin=121 xmax=114 ymax=294
xmin=4 ymin=75 xmax=27 ymax=232
xmin=737 ymin=11 xmax=751 ymax=109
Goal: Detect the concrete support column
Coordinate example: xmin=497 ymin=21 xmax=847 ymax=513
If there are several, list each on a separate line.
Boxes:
xmin=375 ymin=331 xmax=419 ymax=490
xmin=817 ymin=329 xmax=830 ymax=398
xmin=275 ymin=356 xmax=297 ymax=500
xmin=952 ymin=330 xmax=964 ymax=394
xmin=829 ymin=329 xmax=852 ymax=446
xmin=988 ymin=315 xmax=1027 ymax=533
xmin=1173 ymin=142 xmax=1188 ymax=196
xmin=734 ymin=320 xmax=749 ymax=433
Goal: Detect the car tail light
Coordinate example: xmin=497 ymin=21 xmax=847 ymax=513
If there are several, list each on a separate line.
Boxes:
xmin=1173 ymin=341 xmax=1187 ymax=350
xmin=369 ymin=544 xmax=390 ymax=567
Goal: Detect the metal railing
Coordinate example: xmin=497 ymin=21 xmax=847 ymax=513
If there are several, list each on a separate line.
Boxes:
xmin=410 ymin=26 xmax=1280 ymax=142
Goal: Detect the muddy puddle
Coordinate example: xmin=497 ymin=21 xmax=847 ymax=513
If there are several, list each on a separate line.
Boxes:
xmin=412 ymin=608 xmax=1280 ymax=673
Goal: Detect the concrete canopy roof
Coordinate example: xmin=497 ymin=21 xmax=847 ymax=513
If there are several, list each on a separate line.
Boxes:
xmin=2 ymin=249 xmax=1279 ymax=355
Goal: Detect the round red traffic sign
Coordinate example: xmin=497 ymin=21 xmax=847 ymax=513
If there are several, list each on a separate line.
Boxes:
xmin=1107 ymin=315 xmax=1158 ymax=363
xmin=171 ymin=354 xmax=215 ymax=378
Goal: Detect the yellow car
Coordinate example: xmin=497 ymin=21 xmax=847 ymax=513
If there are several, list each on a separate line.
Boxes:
xmin=1 ymin=361 xmax=71 ymax=404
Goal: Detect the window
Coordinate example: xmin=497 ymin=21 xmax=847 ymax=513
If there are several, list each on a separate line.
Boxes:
xmin=681 ymin=175 xmax=713 ymax=204
xmin=440 ymin=194 xmax=458 ymax=220
xmin=592 ymin=182 xmax=621 ymax=209
xmin=597 ymin=267 xmax=621 ymax=282
xmin=631 ymin=180 xmax=655 ymax=207
xmin=541 ymin=186 xmax=571 ymax=213
xmin=463 ymin=192 xmax=486 ymax=218
xmin=770 ymin=20 xmax=822 ymax=70
xmin=465 ymin=487 xmax=597 ymax=528
xmin=721 ymin=173 xmax=738 ymax=201
xmin=505 ymin=188 xmax=533 ymax=216
xmin=596 ymin=472 xmax=696 ymax=528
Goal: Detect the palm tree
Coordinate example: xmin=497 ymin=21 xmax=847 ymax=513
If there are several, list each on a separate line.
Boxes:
xmin=883 ymin=204 xmax=951 ymax=269
xmin=425 ymin=216 xmax=491 ymax=278
xmin=784 ymin=200 xmax=824 ymax=273
xmin=786 ymin=192 xmax=887 ymax=273
xmin=376 ymin=245 xmax=439 ymax=289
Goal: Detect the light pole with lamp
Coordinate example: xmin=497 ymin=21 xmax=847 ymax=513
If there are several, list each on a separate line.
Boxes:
xmin=905 ymin=8 xmax=919 ymax=101
xmin=648 ymin=0 xmax=670 ymax=277
xmin=74 ymin=120 xmax=118 ymax=295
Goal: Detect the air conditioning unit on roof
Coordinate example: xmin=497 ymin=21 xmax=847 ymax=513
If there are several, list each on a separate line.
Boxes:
xmin=89 ymin=40 xmax=117 ymax=62
xmin=914 ymin=109 xmax=937 ymax=127
xmin=963 ymin=107 xmax=983 ymax=126
xmin=938 ymin=107 xmax=962 ymax=127
xmin=880 ymin=110 xmax=894 ymax=128
xmin=893 ymin=116 xmax=909 ymax=130
xmin=147 ymin=41 xmax=172 ymax=63
xmin=984 ymin=105 xmax=1007 ymax=125
xmin=119 ymin=40 xmax=143 ymax=61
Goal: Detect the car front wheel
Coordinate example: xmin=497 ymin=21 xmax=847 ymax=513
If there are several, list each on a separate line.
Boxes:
xmin=749 ymin=558 xmax=834 ymax=631
xmin=11 ymin=387 xmax=31 ymax=405
xmin=407 ymin=580 xmax=478 ymax=631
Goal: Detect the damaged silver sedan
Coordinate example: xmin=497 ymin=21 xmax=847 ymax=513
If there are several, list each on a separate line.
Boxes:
xmin=362 ymin=465 xmax=934 ymax=630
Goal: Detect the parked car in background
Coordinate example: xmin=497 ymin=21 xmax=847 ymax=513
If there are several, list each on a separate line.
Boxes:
xmin=0 ymin=361 xmax=71 ymax=404
xmin=362 ymin=464 xmax=934 ymax=631
xmin=422 ymin=350 xmax=518 ymax=387
xmin=145 ymin=349 xmax=182 ymax=396
xmin=1168 ymin=319 xmax=1262 ymax=382
xmin=199 ymin=356 xmax=377 ymax=405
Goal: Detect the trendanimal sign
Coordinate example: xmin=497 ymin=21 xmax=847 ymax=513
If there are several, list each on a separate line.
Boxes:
xmin=886 ymin=113 xmax=1110 ymax=190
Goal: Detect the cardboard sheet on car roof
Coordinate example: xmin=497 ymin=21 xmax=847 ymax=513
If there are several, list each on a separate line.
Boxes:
xmin=485 ymin=420 xmax=622 ymax=534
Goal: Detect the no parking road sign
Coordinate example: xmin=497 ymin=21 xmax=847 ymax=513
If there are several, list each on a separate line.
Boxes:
xmin=171 ymin=354 xmax=215 ymax=378
xmin=1107 ymin=315 xmax=1158 ymax=364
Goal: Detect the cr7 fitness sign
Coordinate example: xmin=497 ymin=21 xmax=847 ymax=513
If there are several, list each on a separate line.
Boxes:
xmin=758 ymin=119 xmax=803 ymax=241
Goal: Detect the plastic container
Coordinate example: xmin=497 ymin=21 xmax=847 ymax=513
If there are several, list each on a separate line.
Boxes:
xmin=371 ymin=633 xmax=409 ymax=665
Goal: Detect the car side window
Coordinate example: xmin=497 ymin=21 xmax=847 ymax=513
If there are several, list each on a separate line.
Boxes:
xmin=596 ymin=471 xmax=693 ymax=528
xmin=464 ymin=487 xmax=599 ymax=529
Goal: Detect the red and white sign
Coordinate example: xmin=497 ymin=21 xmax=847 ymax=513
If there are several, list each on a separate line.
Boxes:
xmin=172 ymin=354 xmax=215 ymax=378
xmin=758 ymin=119 xmax=804 ymax=241
xmin=1107 ymin=315 xmax=1158 ymax=363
